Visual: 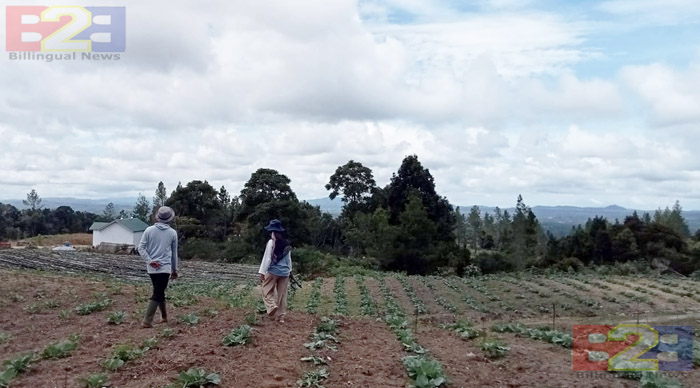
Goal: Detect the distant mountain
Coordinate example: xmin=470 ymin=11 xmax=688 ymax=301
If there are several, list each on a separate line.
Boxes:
xmin=3 ymin=196 xmax=698 ymax=236
xmin=304 ymin=198 xmax=700 ymax=236
xmin=0 ymin=197 xmax=133 ymax=214
xmin=304 ymin=197 xmax=344 ymax=214
xmin=460 ymin=204 xmax=700 ymax=237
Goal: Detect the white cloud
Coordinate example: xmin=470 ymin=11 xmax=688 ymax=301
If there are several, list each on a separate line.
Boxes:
xmin=598 ymin=0 xmax=700 ymax=24
xmin=0 ymin=0 xmax=699 ymax=211
xmin=620 ymin=62 xmax=700 ymax=126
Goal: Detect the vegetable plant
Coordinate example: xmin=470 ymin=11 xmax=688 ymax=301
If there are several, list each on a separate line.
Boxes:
xmin=480 ymin=340 xmax=510 ymax=359
xmin=402 ymin=356 xmax=447 ymax=388
xmin=79 ymin=373 xmax=109 ymax=388
xmin=297 ymin=368 xmax=329 ymax=388
xmin=107 ymin=310 xmax=127 ymax=325
xmin=42 ymin=339 xmax=78 ymax=359
xmin=175 ymin=368 xmax=221 ymax=387
xmin=222 ymin=325 xmax=252 ymax=346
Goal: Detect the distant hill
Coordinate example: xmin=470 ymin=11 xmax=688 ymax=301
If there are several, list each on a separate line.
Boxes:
xmin=3 ymin=196 xmax=698 ymax=237
xmin=304 ymin=198 xmax=700 ymax=236
xmin=462 ymin=204 xmax=700 ymax=237
xmin=0 ymin=197 xmax=133 ymax=214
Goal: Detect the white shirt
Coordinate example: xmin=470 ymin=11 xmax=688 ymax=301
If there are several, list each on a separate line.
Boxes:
xmin=258 ymin=239 xmax=292 ymax=275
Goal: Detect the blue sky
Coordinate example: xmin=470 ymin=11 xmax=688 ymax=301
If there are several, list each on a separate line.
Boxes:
xmin=0 ymin=0 xmax=699 ymax=210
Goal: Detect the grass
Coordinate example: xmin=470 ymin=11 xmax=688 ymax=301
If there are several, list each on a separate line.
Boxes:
xmin=19 ymin=233 xmax=92 ymax=246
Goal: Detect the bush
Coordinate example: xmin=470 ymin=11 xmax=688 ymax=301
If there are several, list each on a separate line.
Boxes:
xmin=293 ymin=246 xmax=331 ymax=275
xmin=221 ymin=237 xmax=255 ymax=263
xmin=554 ymin=257 xmax=584 ymax=272
xmin=475 ymin=251 xmax=512 ymax=274
xmin=180 ymin=238 xmax=223 ymax=261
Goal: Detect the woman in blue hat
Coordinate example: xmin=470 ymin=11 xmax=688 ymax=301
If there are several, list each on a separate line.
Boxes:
xmin=258 ymin=219 xmax=292 ymax=323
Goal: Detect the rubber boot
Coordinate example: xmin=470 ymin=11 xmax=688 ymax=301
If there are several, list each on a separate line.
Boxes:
xmin=158 ymin=301 xmax=168 ymax=323
xmin=142 ymin=300 xmax=158 ymax=328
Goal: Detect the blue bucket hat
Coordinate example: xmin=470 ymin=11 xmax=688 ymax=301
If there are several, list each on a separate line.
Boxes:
xmin=264 ymin=219 xmax=285 ymax=232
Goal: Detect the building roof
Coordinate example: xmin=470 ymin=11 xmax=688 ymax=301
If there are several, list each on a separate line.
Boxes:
xmin=89 ymin=218 xmax=149 ymax=233
xmin=89 ymin=222 xmax=110 ymax=231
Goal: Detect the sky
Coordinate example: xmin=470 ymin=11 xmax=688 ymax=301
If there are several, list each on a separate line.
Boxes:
xmin=1 ymin=0 xmax=700 ymax=210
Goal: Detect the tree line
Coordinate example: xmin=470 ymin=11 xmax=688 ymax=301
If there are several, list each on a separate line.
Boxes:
xmin=2 ymin=156 xmax=698 ymax=276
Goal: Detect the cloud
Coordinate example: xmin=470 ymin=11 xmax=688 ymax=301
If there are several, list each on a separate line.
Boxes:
xmin=1 ymin=0 xmax=699 ymax=211
xmin=598 ymin=0 xmax=700 ymax=24
xmin=620 ymin=62 xmax=700 ymax=126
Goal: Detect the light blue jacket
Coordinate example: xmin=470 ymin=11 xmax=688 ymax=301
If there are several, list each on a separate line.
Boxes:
xmin=138 ymin=223 xmax=178 ymax=274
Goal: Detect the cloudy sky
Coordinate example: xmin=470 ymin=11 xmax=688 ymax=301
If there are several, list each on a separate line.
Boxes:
xmin=1 ymin=0 xmax=700 ymax=210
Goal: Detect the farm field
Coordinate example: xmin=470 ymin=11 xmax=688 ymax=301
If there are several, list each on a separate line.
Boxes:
xmin=0 ymin=251 xmax=699 ymax=388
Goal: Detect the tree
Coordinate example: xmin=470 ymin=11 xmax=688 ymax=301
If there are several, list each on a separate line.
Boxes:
xmin=326 ymin=160 xmax=376 ymax=217
xmin=166 ymin=180 xmax=223 ymax=240
xmin=466 ymin=206 xmax=482 ymax=250
xmin=132 ymin=193 xmax=151 ymax=224
xmin=653 ymin=201 xmax=690 ymax=238
xmin=23 ymin=189 xmax=43 ymax=211
xmin=153 ymin=181 xmax=168 ymax=209
xmin=386 ymin=155 xmax=455 ymax=240
xmin=102 ymin=203 xmax=117 ymax=222
xmin=384 ymin=193 xmax=437 ymax=274
xmin=238 ymin=168 xmax=297 ymax=221
xmin=510 ymin=195 xmax=539 ymax=270
xmin=453 ymin=207 xmax=468 ymax=248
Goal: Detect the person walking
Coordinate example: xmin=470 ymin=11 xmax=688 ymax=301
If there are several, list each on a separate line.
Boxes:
xmin=138 ymin=206 xmax=179 ymax=328
xmin=258 ymin=219 xmax=292 ymax=323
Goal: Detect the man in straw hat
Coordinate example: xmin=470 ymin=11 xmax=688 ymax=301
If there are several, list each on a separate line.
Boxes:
xmin=138 ymin=206 xmax=179 ymax=328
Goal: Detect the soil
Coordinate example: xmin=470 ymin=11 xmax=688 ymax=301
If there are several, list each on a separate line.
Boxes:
xmin=1 ymin=253 xmax=698 ymax=388
xmin=362 ymin=276 xmax=387 ymax=314
xmin=323 ymin=317 xmax=408 ymax=388
xmin=417 ymin=327 xmax=639 ymax=388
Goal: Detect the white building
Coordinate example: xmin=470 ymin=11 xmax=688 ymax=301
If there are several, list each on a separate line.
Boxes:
xmin=89 ymin=218 xmax=149 ymax=247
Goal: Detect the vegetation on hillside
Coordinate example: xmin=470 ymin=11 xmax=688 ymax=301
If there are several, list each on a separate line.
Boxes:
xmin=1 ymin=156 xmax=698 ymax=276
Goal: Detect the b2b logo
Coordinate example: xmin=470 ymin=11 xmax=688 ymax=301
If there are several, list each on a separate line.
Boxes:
xmin=6 ymin=6 xmax=125 ymax=52
xmin=573 ymin=324 xmax=693 ymax=371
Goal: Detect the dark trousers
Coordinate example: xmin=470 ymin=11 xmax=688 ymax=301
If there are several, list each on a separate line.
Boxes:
xmin=149 ymin=273 xmax=170 ymax=303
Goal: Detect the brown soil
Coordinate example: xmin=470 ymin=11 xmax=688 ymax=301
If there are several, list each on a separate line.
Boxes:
xmin=430 ymin=277 xmax=488 ymax=321
xmin=343 ymin=276 xmax=362 ymax=316
xmin=417 ymin=327 xmax=639 ymax=388
xmin=408 ymin=276 xmax=452 ymax=316
xmin=2 ymin=263 xmax=698 ymax=388
xmin=317 ymin=278 xmax=335 ymax=316
xmin=595 ymin=278 xmax=677 ymax=313
xmin=383 ymin=276 xmax=420 ymax=316
xmin=324 ymin=317 xmax=408 ymax=388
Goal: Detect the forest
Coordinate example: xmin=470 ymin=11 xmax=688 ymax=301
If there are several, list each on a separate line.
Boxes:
xmin=1 ymin=155 xmax=698 ymax=276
